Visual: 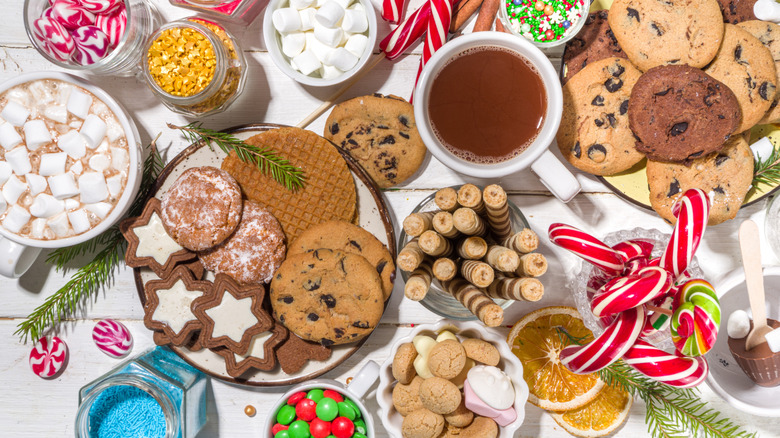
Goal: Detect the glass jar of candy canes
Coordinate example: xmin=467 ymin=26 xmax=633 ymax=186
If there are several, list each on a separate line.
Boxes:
xmin=23 ymin=0 xmax=161 ymax=76
xmin=168 ymin=0 xmax=268 ymax=25
xmin=75 ymin=347 xmax=208 ymax=438
xmin=140 ymin=17 xmax=247 ymax=117
xmin=498 ymin=0 xmax=590 ymax=48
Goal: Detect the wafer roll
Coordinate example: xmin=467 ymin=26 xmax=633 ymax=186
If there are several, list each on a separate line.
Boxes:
xmin=405 ymin=259 xmax=433 ymax=301
xmin=419 ymin=230 xmax=453 ymax=257
xmin=432 ymin=211 xmax=460 ymax=238
xmin=457 ymin=184 xmax=485 ymax=214
xmin=432 ymin=257 xmax=458 ymax=281
xmin=486 ymin=275 xmax=544 ymax=301
xmin=485 ymin=245 xmax=520 ymax=272
xmin=453 ymin=208 xmax=487 ymax=236
xmin=502 ymin=229 xmax=539 ymax=254
xmin=403 ymin=211 xmax=436 ymax=237
xmin=435 ymin=187 xmax=459 ymax=212
xmin=458 ymin=236 xmax=488 ymax=259
xmin=398 ymin=238 xmax=426 ymax=272
xmin=461 ymin=260 xmax=494 ymax=288
xmin=514 ymin=253 xmax=548 ymax=277
xmin=483 ymin=184 xmax=512 ymax=241
xmin=442 ymin=278 xmax=504 ymax=327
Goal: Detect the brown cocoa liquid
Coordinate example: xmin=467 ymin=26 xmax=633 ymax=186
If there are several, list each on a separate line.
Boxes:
xmin=428 ymin=46 xmax=547 ymax=164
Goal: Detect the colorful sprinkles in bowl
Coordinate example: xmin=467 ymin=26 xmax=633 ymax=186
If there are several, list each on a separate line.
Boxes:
xmin=505 ymin=0 xmax=586 ymax=43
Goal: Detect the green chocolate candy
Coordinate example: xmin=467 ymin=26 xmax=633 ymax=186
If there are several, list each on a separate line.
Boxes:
xmin=344 ymin=399 xmax=362 ymax=419
xmin=337 ymin=401 xmax=356 ymax=420
xmin=354 ymin=419 xmax=367 ymax=434
xmin=288 ymin=420 xmax=310 ymax=438
xmin=275 ymin=431 xmax=291 ymax=438
xmin=307 ymin=389 xmax=325 ymax=402
xmin=316 ymin=398 xmax=339 ymax=422
xmin=277 ymin=405 xmax=296 ymax=425
xmin=353 ymin=433 xmax=368 ymax=438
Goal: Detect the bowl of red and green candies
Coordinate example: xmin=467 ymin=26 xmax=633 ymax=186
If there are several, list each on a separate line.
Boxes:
xmin=499 ymin=0 xmax=590 ymax=48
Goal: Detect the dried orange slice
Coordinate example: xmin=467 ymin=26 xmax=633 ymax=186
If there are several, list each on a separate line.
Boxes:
xmin=507 ymin=306 xmax=605 ymax=411
xmin=550 ymin=383 xmax=633 ymax=437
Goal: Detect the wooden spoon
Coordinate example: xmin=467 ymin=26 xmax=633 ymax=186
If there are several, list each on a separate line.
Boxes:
xmin=739 ymin=220 xmax=774 ymax=350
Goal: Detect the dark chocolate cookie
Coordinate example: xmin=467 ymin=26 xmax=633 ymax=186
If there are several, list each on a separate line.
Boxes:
xmin=717 ymin=0 xmax=757 ymax=23
xmin=628 ymin=64 xmax=741 ymax=163
xmin=560 ymin=10 xmax=628 ymax=85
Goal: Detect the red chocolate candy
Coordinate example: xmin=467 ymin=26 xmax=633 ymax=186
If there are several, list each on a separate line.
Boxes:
xmin=331 ymin=417 xmax=354 ymax=438
xmin=296 ymin=398 xmax=317 ymax=422
xmin=288 ymin=391 xmax=307 ymax=405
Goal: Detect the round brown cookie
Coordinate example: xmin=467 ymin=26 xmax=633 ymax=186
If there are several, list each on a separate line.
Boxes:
xmin=628 ymin=65 xmax=741 ymax=163
xmin=419 ymin=377 xmax=462 ymax=414
xmin=460 ymin=417 xmax=498 ymax=438
xmin=325 ymin=94 xmax=426 ymax=188
xmin=607 ymin=0 xmax=724 ymax=72
xmin=560 ymin=10 xmax=628 ymax=85
xmin=427 ymin=340 xmax=466 ymax=379
xmin=738 ymin=20 xmax=780 ymax=124
xmin=289 ymin=220 xmax=395 ymax=300
xmin=270 ymin=248 xmax=384 ymax=346
xmin=717 ymin=0 xmax=757 ymax=23
xmin=393 ymin=376 xmax=425 ymax=416
xmin=393 ymin=342 xmax=418 ymax=385
xmin=704 ymin=24 xmax=778 ymax=133
xmin=646 ymin=135 xmax=753 ymax=225
xmin=557 ymin=57 xmax=644 ymax=175
xmin=403 ymin=409 xmax=445 ymax=438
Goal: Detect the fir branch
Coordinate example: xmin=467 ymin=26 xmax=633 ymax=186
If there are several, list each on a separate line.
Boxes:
xmin=168 ymin=122 xmax=305 ymax=191
xmin=753 ymin=145 xmax=780 ymax=189
xmin=15 ymin=137 xmax=164 ymax=343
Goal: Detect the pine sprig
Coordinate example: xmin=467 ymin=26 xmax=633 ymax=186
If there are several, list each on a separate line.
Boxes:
xmin=168 ymin=122 xmax=305 ymax=191
xmin=752 ymin=145 xmax=780 ymax=189
xmin=15 ymin=138 xmax=164 ymax=343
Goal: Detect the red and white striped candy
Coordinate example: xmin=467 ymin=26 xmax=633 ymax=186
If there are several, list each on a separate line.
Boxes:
xmin=660 ymin=189 xmax=710 ymax=280
xmin=72 ymin=25 xmax=110 ymax=65
xmin=42 ymin=6 xmax=56 ymax=19
xmin=380 ymin=2 xmax=431 ymax=59
xmin=32 ymin=17 xmax=75 ymax=61
xmin=613 ymin=239 xmax=654 ymax=263
xmin=79 ymin=0 xmax=123 ymax=14
xmin=591 ymin=266 xmax=673 ymax=317
xmin=641 ymin=294 xmax=675 ymax=338
xmin=560 ymin=305 xmax=646 ymax=374
xmin=382 ymin=0 xmax=405 ymax=23
xmin=52 ymin=0 xmax=95 ymax=30
xmin=623 ymin=339 xmax=709 ymax=388
xmin=549 ymin=223 xmax=625 ymax=277
xmin=95 ymin=6 xmax=126 ymax=48
xmin=625 ymin=257 xmax=648 ymax=275
xmin=586 ymin=273 xmax=611 ymax=300
xmin=412 ymin=0 xmax=453 ymax=99
xmin=29 ymin=336 xmax=68 ymax=378
xmin=92 ymin=319 xmax=133 ymax=358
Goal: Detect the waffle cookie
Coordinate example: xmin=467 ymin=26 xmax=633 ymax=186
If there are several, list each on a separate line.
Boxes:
xmin=221 ymin=127 xmax=357 ymax=241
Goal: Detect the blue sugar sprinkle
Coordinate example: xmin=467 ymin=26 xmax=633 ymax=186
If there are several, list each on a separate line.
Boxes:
xmin=88 ymin=385 xmax=167 ymax=438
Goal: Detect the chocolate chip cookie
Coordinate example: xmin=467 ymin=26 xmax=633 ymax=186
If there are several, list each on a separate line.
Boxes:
xmin=325 ymin=94 xmax=426 ymax=188
xmin=717 ymin=0 xmax=757 ymax=23
xmin=557 ymin=57 xmax=644 ymax=175
xmin=646 ymin=135 xmax=753 ymax=225
xmin=628 ymin=65 xmax=741 ymax=163
xmin=738 ymin=20 xmax=780 ymax=124
xmin=704 ymin=24 xmax=778 ymax=133
xmin=608 ymin=0 xmax=724 ymax=72
xmin=560 ymin=10 xmax=627 ymax=84
xmin=270 ymin=248 xmax=384 ymax=346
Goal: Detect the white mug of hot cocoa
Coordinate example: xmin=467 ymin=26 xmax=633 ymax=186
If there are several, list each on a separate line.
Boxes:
xmin=415 ymin=32 xmax=580 ymax=203
xmin=0 ymin=72 xmax=142 ymax=277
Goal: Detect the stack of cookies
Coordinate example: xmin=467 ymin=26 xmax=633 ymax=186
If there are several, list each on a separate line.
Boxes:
xmin=557 ymin=0 xmax=780 ymax=225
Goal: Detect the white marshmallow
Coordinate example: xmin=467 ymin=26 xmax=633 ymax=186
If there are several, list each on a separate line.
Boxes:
xmin=23 ymin=120 xmax=52 ymax=151
xmin=70 ymin=160 xmax=84 ymax=176
xmin=80 ymin=114 xmax=107 ymax=149
xmin=282 ymin=32 xmax=307 ymax=58
xmin=26 ymin=174 xmax=47 ymax=196
xmin=751 ymin=137 xmax=775 ymax=162
xmin=5 ymin=147 xmax=31 ymax=175
xmin=299 ymin=7 xmax=317 ymax=31
xmin=89 ymin=154 xmax=111 ymax=172
xmin=273 ymin=8 xmax=303 ymax=33
xmin=30 ymin=193 xmax=64 ymax=218
xmin=292 ymin=49 xmax=322 ymax=75
xmin=105 ymin=119 xmax=124 ymax=143
xmin=39 ymin=152 xmax=68 ymax=177
xmin=6 ymin=89 xmax=31 ymax=109
xmin=57 ymin=130 xmax=87 ymax=159
xmin=0 ymin=162 xmax=11 ymax=185
xmin=0 ymin=122 xmax=23 ymax=149
xmin=333 ymin=0 xmax=353 ymax=9
xmin=106 ymin=174 xmax=123 ymax=197
xmin=325 ymin=47 xmax=359 ymax=71
xmin=56 ymin=84 xmax=72 ymax=106
xmin=64 ymin=198 xmax=80 ymax=211
xmin=290 ymin=0 xmax=315 ymax=8
xmin=341 ymin=8 xmax=367 ymax=33
xmin=48 ymin=173 xmax=79 ymax=200
xmin=344 ymin=33 xmax=368 ymax=57
xmin=69 ymin=120 xmax=82 ymax=130
xmin=0 ymin=198 xmax=6 ymax=216
xmin=30 ymin=218 xmax=46 ymax=239
xmin=755 ymin=0 xmax=780 ymax=21
xmin=766 ymin=327 xmax=780 ymax=353
xmin=47 ymin=212 xmax=70 ymax=237
xmin=78 ymin=172 xmax=108 ymax=203
xmin=44 ymin=105 xmax=68 ymax=124
xmin=66 ymin=89 xmax=92 ymax=119
xmin=305 ymin=32 xmax=334 ymax=63
xmin=727 ymin=310 xmax=751 ymax=339
xmin=1 ymin=101 xmax=30 ymax=127
xmin=316 ymin=0 xmax=328 ymax=7
xmin=110 ymin=147 xmax=129 ymax=171
xmin=314 ymin=22 xmax=344 ymax=47
xmin=319 ymin=64 xmax=343 ymax=79
xmin=3 ymin=205 xmax=31 ymax=234
xmin=316 ymin=1 xmax=345 ymax=27
xmin=85 ymin=202 xmax=112 ymax=219
xmin=68 ymin=209 xmax=91 ymax=234
xmin=2 ymin=175 xmax=27 ymax=205
xmin=349 ymin=2 xmax=365 ymax=11
xmin=28 ymin=81 xmax=53 ymax=106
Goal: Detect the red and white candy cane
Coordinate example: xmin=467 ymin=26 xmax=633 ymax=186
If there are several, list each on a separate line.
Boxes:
xmin=95 ymin=5 xmax=126 ymax=48
xmin=641 ymin=294 xmax=674 ymax=338
xmin=379 ymin=2 xmax=431 ymax=59
xmin=660 ymin=189 xmax=710 ymax=279
xmin=549 ymin=223 xmax=625 ymax=277
xmin=411 ymin=0 xmax=453 ymax=98
xmin=93 ymin=319 xmax=133 ymax=358
xmin=32 ymin=17 xmax=75 ymax=62
xmin=560 ymin=305 xmax=646 ymax=374
xmin=382 ymin=0 xmax=406 ymax=23
xmin=625 ymin=257 xmax=649 ymax=275
xmin=591 ymin=266 xmax=673 ymax=318
xmin=72 ymin=25 xmax=111 ymax=65
xmin=79 ymin=0 xmax=123 ymax=14
xmin=29 ymin=336 xmax=68 ymax=378
xmin=670 ymin=279 xmax=720 ymax=357
xmin=623 ymin=339 xmax=709 ymax=388
xmin=612 ymin=239 xmax=654 ymax=263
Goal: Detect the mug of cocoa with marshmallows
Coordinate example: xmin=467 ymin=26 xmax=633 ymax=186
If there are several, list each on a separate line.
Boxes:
xmin=414 ymin=32 xmax=580 ymax=203
xmin=0 ymin=72 xmax=142 ymax=278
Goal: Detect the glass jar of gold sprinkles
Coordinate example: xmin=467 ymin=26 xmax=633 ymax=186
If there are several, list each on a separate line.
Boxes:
xmin=142 ymin=17 xmax=246 ymax=116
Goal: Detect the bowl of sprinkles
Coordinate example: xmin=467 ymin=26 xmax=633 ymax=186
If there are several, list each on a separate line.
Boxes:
xmin=499 ymin=0 xmax=589 ymax=47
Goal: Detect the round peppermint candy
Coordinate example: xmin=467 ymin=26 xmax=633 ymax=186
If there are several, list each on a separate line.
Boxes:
xmin=72 ymin=25 xmax=111 ymax=65
xmin=95 ymin=6 xmax=126 ymax=48
xmin=92 ymin=319 xmax=133 ymax=358
xmin=51 ymin=0 xmax=95 ymax=30
xmin=32 ymin=17 xmax=75 ymax=62
xmin=79 ymin=0 xmax=123 ymax=14
xmin=29 ymin=336 xmax=68 ymax=378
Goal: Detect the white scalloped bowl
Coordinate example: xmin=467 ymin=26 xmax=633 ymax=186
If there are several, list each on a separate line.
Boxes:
xmin=376 ymin=321 xmax=529 ymax=437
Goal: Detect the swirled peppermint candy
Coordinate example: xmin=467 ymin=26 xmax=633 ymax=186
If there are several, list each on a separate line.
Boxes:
xmin=92 ymin=319 xmax=133 ymax=358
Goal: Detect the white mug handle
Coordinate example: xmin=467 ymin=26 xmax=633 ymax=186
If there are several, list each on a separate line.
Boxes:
xmin=0 ymin=236 xmax=41 ymax=278
xmin=346 ymin=361 xmax=380 ymax=400
xmin=531 ymin=149 xmax=581 ymax=203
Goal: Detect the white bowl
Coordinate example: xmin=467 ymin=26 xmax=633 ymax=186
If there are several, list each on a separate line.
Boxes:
xmin=262 ymin=0 xmax=378 ymax=87
xmin=706 ymin=266 xmax=780 ymax=416
xmin=376 ymin=321 xmax=529 ymax=438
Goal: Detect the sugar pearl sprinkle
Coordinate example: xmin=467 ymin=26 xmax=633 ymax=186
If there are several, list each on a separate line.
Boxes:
xmin=505 ymin=0 xmax=585 ymax=43
xmin=147 ymin=27 xmax=217 ymax=97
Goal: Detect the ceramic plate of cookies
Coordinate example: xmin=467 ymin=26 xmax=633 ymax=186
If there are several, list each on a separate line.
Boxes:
xmin=125 ymin=123 xmax=396 ymax=386
xmin=558 ymin=0 xmax=780 ymax=225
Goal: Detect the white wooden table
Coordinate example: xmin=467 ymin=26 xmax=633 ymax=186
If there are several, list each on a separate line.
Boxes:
xmin=1 ymin=0 xmax=779 ymax=436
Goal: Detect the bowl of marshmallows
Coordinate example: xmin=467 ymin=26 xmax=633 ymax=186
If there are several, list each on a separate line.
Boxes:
xmin=263 ymin=0 xmax=377 ymax=86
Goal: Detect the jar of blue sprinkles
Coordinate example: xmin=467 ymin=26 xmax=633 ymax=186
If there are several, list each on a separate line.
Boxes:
xmin=75 ymin=347 xmax=208 ymax=438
